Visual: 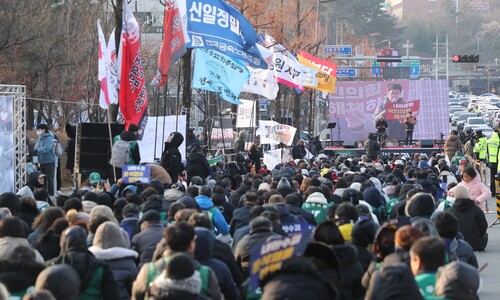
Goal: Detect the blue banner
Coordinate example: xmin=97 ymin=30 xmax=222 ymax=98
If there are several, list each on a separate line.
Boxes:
xmin=192 ymin=48 xmax=250 ymax=104
xmin=122 ymin=165 xmax=151 ymax=184
xmin=184 ymin=0 xmax=267 ymax=69
xmin=281 ymin=222 xmax=315 ymax=234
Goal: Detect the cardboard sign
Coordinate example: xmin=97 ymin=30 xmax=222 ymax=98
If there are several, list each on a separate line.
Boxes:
xmin=122 ymin=165 xmax=151 ymax=184
xmin=249 ymin=232 xmax=311 ymax=292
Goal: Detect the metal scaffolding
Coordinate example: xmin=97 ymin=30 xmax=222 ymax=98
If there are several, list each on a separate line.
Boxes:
xmin=0 ymin=85 xmax=27 ymax=192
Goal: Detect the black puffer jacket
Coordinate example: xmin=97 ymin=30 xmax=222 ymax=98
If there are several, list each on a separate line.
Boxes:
xmin=333 ymin=244 xmax=365 ymax=300
xmin=365 ymin=263 xmax=423 ymax=300
xmin=160 ymin=132 xmax=184 ymax=183
xmin=0 ymin=260 xmax=45 ymax=294
xmin=186 ymin=151 xmax=210 ymax=182
xmin=449 ymin=198 xmax=488 ymax=251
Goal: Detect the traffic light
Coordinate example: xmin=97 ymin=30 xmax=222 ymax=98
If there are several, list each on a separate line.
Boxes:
xmin=452 ymin=55 xmax=479 ymax=63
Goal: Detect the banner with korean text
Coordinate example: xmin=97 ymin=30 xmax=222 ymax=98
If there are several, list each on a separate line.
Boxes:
xmin=327 ymin=80 xmax=448 ymax=141
xmin=236 ymin=99 xmax=256 ymax=128
xmin=256 ymin=120 xmax=297 ymax=146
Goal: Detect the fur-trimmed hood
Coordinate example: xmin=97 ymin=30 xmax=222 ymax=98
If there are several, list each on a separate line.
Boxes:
xmin=88 ymin=246 xmax=138 ymax=260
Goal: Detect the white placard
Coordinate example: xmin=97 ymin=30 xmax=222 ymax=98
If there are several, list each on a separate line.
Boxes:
xmin=138 ymin=115 xmax=186 ymax=163
xmin=256 ymin=120 xmax=297 ymax=146
xmin=236 ymin=99 xmax=256 ymax=128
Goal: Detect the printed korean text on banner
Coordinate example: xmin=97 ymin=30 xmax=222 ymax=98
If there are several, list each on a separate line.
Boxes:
xmin=0 ymin=96 xmax=14 ymax=193
xmin=263 ymin=149 xmax=282 ymax=170
xmin=122 ymin=165 xmax=151 ymax=184
xmin=269 ymin=43 xmax=318 ymax=90
xmin=192 ymin=48 xmax=250 ymax=104
xmin=183 ymin=0 xmax=267 ymax=69
xmin=210 ymin=117 xmax=234 ymax=149
xmin=154 ymin=0 xmax=188 ymax=87
xmin=97 ymin=20 xmax=111 ymax=109
xmin=297 ymin=50 xmax=338 ymax=93
xmin=281 ymin=222 xmax=315 ymax=235
xmin=236 ymin=99 xmax=256 ymax=128
xmin=119 ymin=0 xmax=149 ymax=139
xmin=385 ymin=100 xmax=420 ymax=122
xmin=249 ymin=232 xmax=311 ymax=293
xmin=242 ymin=66 xmax=279 ymax=100
xmin=106 ymin=29 xmax=119 ymax=106
xmin=256 ymin=120 xmax=297 ymax=146
xmin=327 ymin=80 xmax=448 ymax=141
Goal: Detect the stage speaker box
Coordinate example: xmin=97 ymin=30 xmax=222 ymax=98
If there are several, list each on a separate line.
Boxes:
xmin=343 ymin=141 xmax=358 ymax=148
xmin=419 ymin=140 xmax=434 ymax=148
xmin=76 ymin=123 xmax=125 ymax=183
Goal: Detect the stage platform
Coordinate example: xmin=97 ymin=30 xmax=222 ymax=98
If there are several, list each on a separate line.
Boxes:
xmin=324 ymin=144 xmax=444 ymax=157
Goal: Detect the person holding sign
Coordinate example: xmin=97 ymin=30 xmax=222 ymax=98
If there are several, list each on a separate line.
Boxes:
xmin=404 ymin=112 xmax=417 ymax=147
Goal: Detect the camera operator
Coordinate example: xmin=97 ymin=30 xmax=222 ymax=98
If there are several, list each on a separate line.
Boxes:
xmin=365 ymin=132 xmax=381 ymax=161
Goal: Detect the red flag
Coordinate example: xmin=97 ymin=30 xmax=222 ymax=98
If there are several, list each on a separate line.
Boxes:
xmin=119 ymin=0 xmax=148 ymax=139
xmin=155 ymin=0 xmax=187 ymax=87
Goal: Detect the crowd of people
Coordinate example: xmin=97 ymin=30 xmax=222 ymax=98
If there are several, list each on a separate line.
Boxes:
xmin=0 ymin=122 xmax=494 ymax=300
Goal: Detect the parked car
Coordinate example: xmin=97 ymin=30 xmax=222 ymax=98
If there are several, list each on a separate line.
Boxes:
xmin=449 ymin=107 xmax=464 ymax=122
xmin=448 ymin=98 xmax=460 ymax=106
xmin=465 ymin=117 xmax=487 ymax=128
xmin=459 ymin=97 xmax=470 ymax=107
xmin=488 ymin=98 xmax=500 ymax=108
xmin=452 ymin=111 xmax=467 ymax=125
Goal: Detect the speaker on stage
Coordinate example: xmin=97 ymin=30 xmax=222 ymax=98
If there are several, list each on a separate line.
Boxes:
xmin=343 ymin=141 xmax=358 ymax=148
xmin=419 ymin=140 xmax=434 ymax=148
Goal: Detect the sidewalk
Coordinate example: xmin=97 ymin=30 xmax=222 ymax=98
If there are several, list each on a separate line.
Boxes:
xmin=475 ymin=196 xmax=500 ymax=300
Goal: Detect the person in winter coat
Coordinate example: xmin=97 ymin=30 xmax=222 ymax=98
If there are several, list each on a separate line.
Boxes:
xmin=35 ymin=264 xmax=81 ymax=300
xmin=234 ymin=216 xmax=281 ymax=277
xmin=444 ymin=130 xmax=463 ymax=161
xmin=235 ymin=131 xmax=247 ymax=153
xmin=351 ymin=219 xmax=378 ymax=272
xmin=448 ymin=185 xmax=488 ymax=251
xmin=195 ymin=186 xmax=229 ymax=235
xmin=160 ymin=132 xmax=184 ymax=184
xmin=302 ymin=189 xmax=333 ymax=224
xmin=131 ymin=210 xmax=164 ymax=267
xmin=405 ymin=193 xmax=435 ymax=224
xmin=261 ymin=256 xmax=339 ymax=300
xmin=111 ymin=124 xmax=141 ymax=179
xmin=194 ymin=227 xmax=239 ymax=300
xmin=186 ymin=146 xmax=210 ymax=185
xmin=33 ymin=218 xmax=69 ymax=261
xmin=292 ymin=139 xmax=307 ymax=160
xmin=0 ymin=216 xmax=44 ymax=263
xmin=438 ymin=164 xmax=458 ymax=187
xmin=0 ymin=246 xmax=45 ymax=298
xmin=89 ymin=221 xmax=138 ymax=300
xmin=48 ymin=226 xmax=119 ymax=299
xmin=248 ymin=143 xmax=263 ymax=173
xmin=28 ymin=207 xmax=65 ymax=246
xmin=34 ymin=123 xmax=56 ymax=196
xmin=365 ymin=133 xmax=381 ymax=160
xmin=433 ymin=261 xmax=480 ymax=300
xmin=365 ymin=262 xmax=423 ymax=300
xmin=456 ymin=166 xmax=490 ymax=212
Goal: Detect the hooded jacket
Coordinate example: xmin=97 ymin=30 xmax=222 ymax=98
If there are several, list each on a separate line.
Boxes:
xmin=302 ymin=192 xmax=332 ymax=224
xmin=161 ymin=132 xmax=184 ymax=183
xmin=187 ymin=151 xmax=210 ymax=182
xmin=234 ymin=228 xmax=281 ymax=277
xmin=449 ymin=198 xmax=488 ymax=251
xmin=49 ymin=226 xmax=119 ymax=299
xmin=456 ymin=174 xmax=491 ymax=211
xmin=434 ymin=261 xmax=480 ymax=300
xmin=365 ymin=263 xmax=423 ymax=300
xmin=35 ymin=130 xmax=56 ymax=164
xmin=194 ymin=228 xmax=239 ymax=300
xmin=0 ymin=259 xmax=45 ymax=296
xmin=195 ymin=195 xmax=229 ymax=235
xmin=333 ymin=244 xmax=365 ymax=300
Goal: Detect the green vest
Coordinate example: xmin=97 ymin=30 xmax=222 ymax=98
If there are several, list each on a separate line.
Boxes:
xmin=487 ymin=133 xmax=500 ymax=163
xmin=415 ymin=272 xmax=437 ymax=298
xmin=79 ymin=266 xmax=103 ymax=300
xmin=473 ymin=137 xmax=487 ymax=159
xmin=302 ymin=202 xmax=332 ymax=224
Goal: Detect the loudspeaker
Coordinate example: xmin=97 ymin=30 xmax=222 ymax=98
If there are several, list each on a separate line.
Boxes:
xmin=77 ymin=123 xmax=125 ymax=180
xmin=343 ymin=141 xmax=358 ymax=148
xmin=419 ymin=140 xmax=434 ymax=148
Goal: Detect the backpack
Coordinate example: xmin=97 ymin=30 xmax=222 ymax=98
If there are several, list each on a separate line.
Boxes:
xmin=110 ymin=138 xmax=136 ymax=167
xmin=54 ymin=139 xmax=63 ymax=157
xmin=145 ymin=258 xmax=210 ymax=300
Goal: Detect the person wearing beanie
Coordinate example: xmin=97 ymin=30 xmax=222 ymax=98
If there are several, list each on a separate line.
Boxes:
xmin=89 ymin=222 xmax=138 ymax=300
xmin=302 ymin=190 xmax=333 ymax=224
xmin=448 ymin=185 xmax=488 ymax=251
xmin=111 ymin=124 xmax=141 ymax=179
xmin=277 ymin=177 xmax=291 ymax=190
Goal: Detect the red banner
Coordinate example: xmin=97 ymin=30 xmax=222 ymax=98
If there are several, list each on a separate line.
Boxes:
xmin=386 ymin=100 xmax=420 ymax=122
xmin=119 ymin=0 xmax=148 ymax=139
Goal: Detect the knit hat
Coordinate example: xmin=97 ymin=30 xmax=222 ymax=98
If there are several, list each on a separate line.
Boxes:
xmin=151 ymin=253 xmax=202 ymax=296
xmin=190 ymin=176 xmax=204 ymax=186
xmin=90 ymin=205 xmax=118 ymax=224
xmin=451 ymin=185 xmax=469 ymax=200
xmin=351 ymin=219 xmax=378 ymax=248
xmin=258 ymin=183 xmax=271 ymax=192
xmin=93 ymin=221 xmax=130 ymax=249
xmin=82 ymin=200 xmax=98 ymax=214
xmin=277 ymin=177 xmax=291 ymax=189
xmin=138 ymin=210 xmax=161 ymax=224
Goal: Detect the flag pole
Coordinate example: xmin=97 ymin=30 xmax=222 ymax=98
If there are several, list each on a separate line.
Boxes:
xmin=217 ymin=95 xmax=226 ymax=156
xmin=107 ymin=111 xmax=117 ymax=182
xmin=153 ymin=87 xmax=160 ymax=160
